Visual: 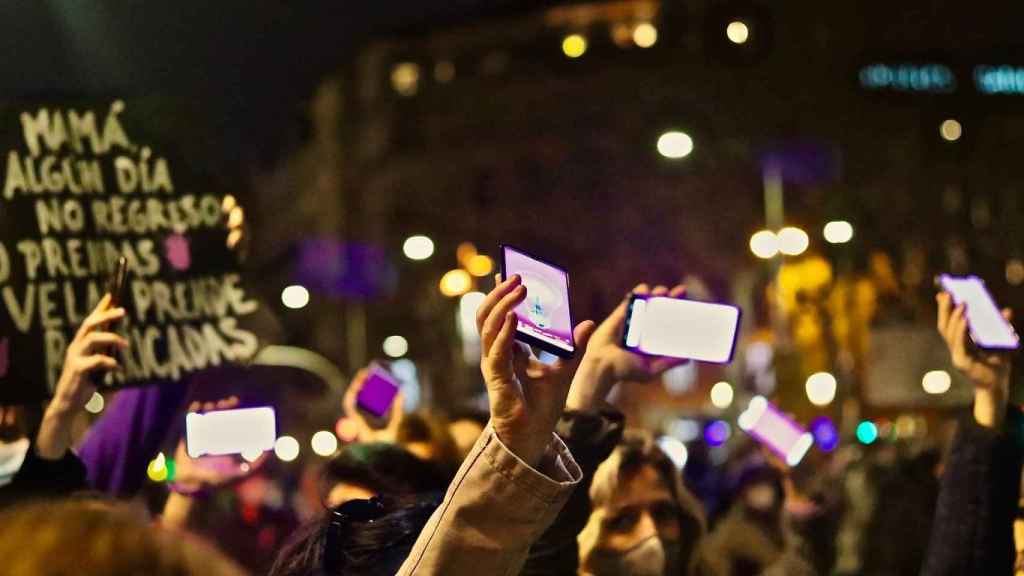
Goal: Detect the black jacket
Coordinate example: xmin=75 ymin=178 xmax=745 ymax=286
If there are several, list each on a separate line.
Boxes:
xmin=921 ymin=407 xmax=1024 ymax=576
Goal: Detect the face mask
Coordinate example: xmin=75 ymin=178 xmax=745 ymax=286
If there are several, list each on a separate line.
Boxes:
xmin=587 ymin=535 xmax=681 ymax=576
xmin=0 ymin=438 xmax=30 ymax=487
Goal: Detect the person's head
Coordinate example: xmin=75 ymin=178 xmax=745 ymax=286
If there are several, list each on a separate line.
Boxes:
xmin=580 ymin=431 xmax=707 ymax=576
xmin=321 ymin=443 xmax=446 ymax=508
xmin=395 ymin=412 xmax=459 ymax=478
xmin=730 ymin=464 xmax=785 ymax=524
xmin=270 ymin=493 xmax=441 ymax=576
xmin=447 ymin=408 xmax=488 ymax=461
xmin=0 ymin=499 xmax=246 ymax=575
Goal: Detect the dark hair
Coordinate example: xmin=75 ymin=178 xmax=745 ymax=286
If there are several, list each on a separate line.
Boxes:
xmin=269 ymin=493 xmax=441 ymax=576
xmin=395 ymin=413 xmax=460 ymax=480
xmin=321 ymin=443 xmax=446 ymax=501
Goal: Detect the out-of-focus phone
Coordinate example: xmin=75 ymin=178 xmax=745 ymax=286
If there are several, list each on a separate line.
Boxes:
xmin=356 ymin=364 xmax=401 ymax=419
xmin=938 ymin=274 xmax=1020 ymax=351
xmin=95 ymin=256 xmax=130 ymax=387
xmin=185 ymin=406 xmax=277 ymax=459
xmin=500 ymin=245 xmax=576 ymax=359
xmin=738 ymin=397 xmax=814 ymax=466
xmin=621 ymin=295 xmax=741 ymax=363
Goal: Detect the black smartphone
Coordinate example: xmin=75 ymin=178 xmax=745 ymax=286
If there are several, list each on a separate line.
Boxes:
xmin=499 ymin=245 xmax=576 ymax=359
xmin=95 ymin=257 xmax=129 ymax=386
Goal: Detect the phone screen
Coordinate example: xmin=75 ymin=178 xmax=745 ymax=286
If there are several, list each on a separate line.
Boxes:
xmin=356 ymin=366 xmax=401 ymax=418
xmin=501 ymin=246 xmax=575 ymax=357
xmin=738 ymin=397 xmax=814 ymax=466
xmin=185 ymin=406 xmax=277 ymax=459
xmin=939 ymin=274 xmax=1020 ymax=350
xmin=622 ymin=295 xmax=741 ymax=363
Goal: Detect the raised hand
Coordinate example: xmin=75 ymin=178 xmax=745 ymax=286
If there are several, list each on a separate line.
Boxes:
xmin=567 ymin=283 xmax=686 ymax=411
xmin=37 ymin=294 xmax=128 ymax=459
xmin=172 ymin=396 xmax=267 ymax=492
xmin=342 ymin=367 xmax=405 ymax=444
xmin=477 ymin=274 xmax=595 ymax=468
xmin=937 ymin=292 xmax=1013 ymax=427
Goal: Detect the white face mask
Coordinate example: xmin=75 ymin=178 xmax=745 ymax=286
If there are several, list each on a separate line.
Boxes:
xmin=0 ymin=438 xmax=30 ymax=487
xmin=587 ymin=535 xmax=680 ymax=576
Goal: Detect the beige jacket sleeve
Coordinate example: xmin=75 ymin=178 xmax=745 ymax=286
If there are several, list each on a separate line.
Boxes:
xmin=397 ymin=425 xmax=582 ymax=576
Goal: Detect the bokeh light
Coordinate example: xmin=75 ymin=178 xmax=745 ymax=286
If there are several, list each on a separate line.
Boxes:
xmin=657 ymin=436 xmax=689 ymax=470
xmin=281 ymin=285 xmax=310 ymax=310
xmin=823 ymin=220 xmax=854 ymax=244
xmin=633 ymin=23 xmax=658 ymax=48
xmin=922 ymin=370 xmax=952 ymax=395
xmin=809 ymin=417 xmax=839 ymax=452
xmin=146 ymin=452 xmax=168 ymax=483
xmin=805 ymin=372 xmax=837 ymax=406
xmin=940 ymin=118 xmax=962 ymax=142
xmin=777 ymin=227 xmax=810 ymax=256
xmin=440 ymin=269 xmax=473 ymax=297
xmin=466 ymin=254 xmax=494 ymax=277
xmin=750 ymin=230 xmax=780 ymax=259
xmin=336 ymin=417 xmax=360 ymax=443
xmin=85 ymin=392 xmax=105 ymax=414
xmin=726 ymin=20 xmax=750 ymax=44
xmin=383 ymin=335 xmax=409 ymax=358
xmin=391 ymin=62 xmax=421 ymax=96
xmin=274 ymin=436 xmax=300 ymax=462
xmin=311 ymin=431 xmax=339 ymax=457
xmin=1007 ymin=259 xmax=1024 ymax=286
xmin=704 ymin=420 xmax=732 ymax=446
xmin=657 ymin=131 xmax=694 ymax=159
xmin=710 ymin=381 xmax=734 ymax=409
xmin=403 ymin=235 xmax=435 ymax=260
xmin=562 ymin=34 xmax=587 ymax=58
xmin=856 ymin=421 xmax=878 ymax=445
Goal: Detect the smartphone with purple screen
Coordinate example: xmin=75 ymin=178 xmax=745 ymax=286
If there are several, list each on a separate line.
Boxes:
xmin=621 ymin=294 xmax=741 ymax=363
xmin=357 ymin=365 xmax=401 ymax=418
xmin=938 ymin=274 xmax=1020 ymax=351
xmin=738 ymin=397 xmax=814 ymax=466
xmin=500 ymin=245 xmax=576 ymax=359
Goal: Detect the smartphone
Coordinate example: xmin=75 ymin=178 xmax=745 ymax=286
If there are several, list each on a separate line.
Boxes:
xmin=500 ymin=245 xmax=575 ymax=358
xmin=621 ymin=295 xmax=741 ymax=363
xmin=738 ymin=396 xmax=814 ymax=466
xmin=356 ymin=365 xmax=401 ymax=419
xmin=938 ymin=274 xmax=1020 ymax=350
xmin=94 ymin=256 xmax=130 ymax=387
xmin=185 ymin=406 xmax=277 ymax=459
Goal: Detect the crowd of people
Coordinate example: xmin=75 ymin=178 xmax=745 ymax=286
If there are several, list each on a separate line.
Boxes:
xmin=0 ymin=274 xmax=1021 ymax=576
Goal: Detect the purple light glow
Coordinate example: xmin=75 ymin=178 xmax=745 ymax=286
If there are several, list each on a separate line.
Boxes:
xmin=809 ymin=416 xmax=839 ymax=452
xmin=704 ymin=420 xmax=731 ymax=446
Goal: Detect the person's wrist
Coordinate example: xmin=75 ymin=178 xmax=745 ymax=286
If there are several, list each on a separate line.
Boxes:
xmin=494 ymin=428 xmax=548 ymax=469
xmin=566 ymin=355 xmax=616 ymax=411
xmin=974 ymin=373 xmax=1010 ymax=428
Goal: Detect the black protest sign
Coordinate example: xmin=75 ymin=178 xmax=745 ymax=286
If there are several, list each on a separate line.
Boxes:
xmin=0 ymin=100 xmax=260 ymax=403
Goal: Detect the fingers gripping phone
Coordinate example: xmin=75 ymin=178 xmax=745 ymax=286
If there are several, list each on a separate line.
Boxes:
xmin=621 ymin=294 xmax=741 ymax=363
xmin=739 ymin=397 xmax=815 ymax=467
xmin=185 ymin=407 xmax=277 ymax=459
xmin=938 ymin=274 xmax=1020 ymax=351
xmin=500 ymin=245 xmax=576 ymax=359
xmin=356 ymin=365 xmax=401 ymax=419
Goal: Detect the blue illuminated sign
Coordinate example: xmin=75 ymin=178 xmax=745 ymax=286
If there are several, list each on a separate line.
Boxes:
xmin=974 ymin=65 xmax=1024 ymax=95
xmin=858 ymin=63 xmax=956 ymax=94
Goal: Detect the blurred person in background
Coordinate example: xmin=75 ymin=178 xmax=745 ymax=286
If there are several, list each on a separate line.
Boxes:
xmin=395 ymin=412 xmax=460 ymax=481
xmin=0 ymin=499 xmax=246 ymax=576
xmin=702 ymin=463 xmax=815 ymax=576
xmin=320 ymin=442 xmax=446 ymax=507
xmin=922 ymin=293 xmax=1023 ymax=575
xmin=447 ymin=408 xmax=489 ymax=461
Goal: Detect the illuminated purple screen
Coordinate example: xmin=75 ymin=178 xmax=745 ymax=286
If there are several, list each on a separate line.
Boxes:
xmin=503 ymin=247 xmax=573 ymax=353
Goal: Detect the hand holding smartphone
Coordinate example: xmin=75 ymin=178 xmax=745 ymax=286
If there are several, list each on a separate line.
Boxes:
xmin=500 ymin=245 xmax=576 ymax=358
xmin=938 ymin=274 xmax=1019 ymax=351
xmin=739 ymin=397 xmax=814 ymax=466
xmin=621 ymin=294 xmax=741 ymax=363
xmin=356 ymin=364 xmax=401 ymax=419
xmin=93 ymin=256 xmax=130 ymax=387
